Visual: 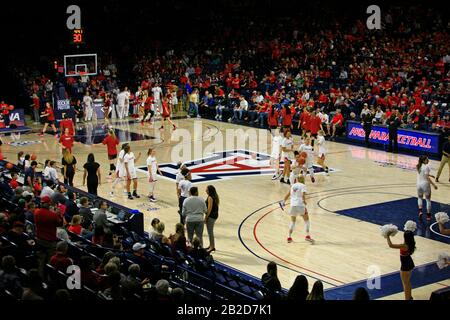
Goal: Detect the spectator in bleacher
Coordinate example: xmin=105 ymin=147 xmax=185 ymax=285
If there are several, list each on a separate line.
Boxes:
xmin=64 ymin=191 xmax=79 ymax=225
xmin=62 ymin=149 xmax=77 ymax=187
xmin=327 ymin=109 xmax=344 ymax=140
xmin=50 ymin=184 xmax=67 ymax=205
xmin=121 ymin=264 xmax=149 ymax=299
xmin=148 ymin=217 xmax=160 ymax=240
xmin=182 ymin=186 xmax=207 ymax=247
xmin=0 ymin=255 xmax=23 ymax=299
xmin=79 ymin=256 xmax=99 ymax=290
xmin=83 ymin=153 xmax=101 ymax=196
xmin=306 ymin=280 xmax=325 ymax=300
xmin=0 ymin=213 xmax=8 ymax=235
xmin=21 ymin=269 xmax=44 ymax=300
xmin=169 ymin=223 xmax=188 ymax=253
xmin=9 ymin=173 xmax=19 ymax=190
xmin=42 ymin=161 xmax=59 ymax=184
xmin=96 ymin=251 xmax=115 ymax=275
xmin=101 ymin=270 xmax=124 ymax=300
xmin=5 ymin=220 xmax=35 ymax=258
xmin=33 ymin=195 xmax=62 ymax=277
xmin=287 ymin=275 xmax=309 ymax=301
xmin=204 ymin=185 xmax=219 ymax=254
xmin=54 ymin=289 xmax=72 ymax=301
xmin=352 ymin=287 xmax=370 ymax=300
xmin=155 ymin=279 xmax=172 ymax=302
xmin=261 ymin=261 xmax=282 ymax=297
xmin=68 ymin=215 xmax=83 ymax=235
xmin=49 ymin=241 xmax=73 ymax=272
xmin=127 ymin=242 xmax=159 ymax=284
xmin=23 ymin=161 xmax=37 ymax=188
xmin=93 ymin=200 xmax=112 ymax=233
xmin=40 ymin=180 xmax=54 ymax=198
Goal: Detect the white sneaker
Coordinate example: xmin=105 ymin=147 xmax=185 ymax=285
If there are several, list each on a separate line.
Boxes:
xmin=197 ymin=115 xmax=201 ymax=118
xmin=219 ymin=116 xmax=222 ymax=120
xmin=186 ymin=115 xmax=191 ymax=118
xmin=109 ymin=191 xmax=114 ymax=197
xmin=271 ymin=174 xmax=278 ymax=180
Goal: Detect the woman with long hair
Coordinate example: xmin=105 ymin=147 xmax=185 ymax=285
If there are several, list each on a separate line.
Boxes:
xmin=62 ymin=148 xmax=77 ymax=186
xmin=280 ymin=129 xmax=294 ymax=184
xmin=146 ymin=148 xmax=163 ymax=202
xmin=160 ymin=97 xmax=177 ymax=131
xmin=102 ymin=129 xmax=119 ymax=179
xmin=123 ymin=144 xmax=141 ymax=200
xmin=267 ymin=102 xmax=279 ymax=131
xmin=287 ymin=275 xmax=309 ymax=301
xmin=169 ymin=223 xmax=187 ymax=253
xmin=306 ymin=280 xmax=324 ymax=300
xmin=387 ymin=230 xmax=416 ymax=300
xmin=83 ymin=153 xmax=101 ymax=196
xmin=416 ymin=155 xmax=438 ymax=221
xmin=281 ymin=104 xmax=294 ymax=130
xmin=205 ymin=185 xmax=219 ymax=253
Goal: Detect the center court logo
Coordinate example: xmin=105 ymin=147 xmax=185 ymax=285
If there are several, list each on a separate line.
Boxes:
xmin=137 ymin=150 xmax=337 ymax=183
xmin=8 ymin=140 xmax=42 ymax=147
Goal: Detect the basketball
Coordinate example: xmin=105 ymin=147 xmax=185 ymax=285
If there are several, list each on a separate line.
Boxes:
xmin=298 ymin=157 xmax=306 ymax=165
xmin=9 ymin=105 xmax=14 ymax=111
xmin=30 ymin=154 xmax=37 ymax=161
xmin=6 ymin=162 xmax=13 ymax=170
xmin=300 ymin=152 xmax=308 ymax=158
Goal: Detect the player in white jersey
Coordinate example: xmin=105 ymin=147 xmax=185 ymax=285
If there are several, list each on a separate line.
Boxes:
xmin=270 ymin=128 xmax=283 ymax=180
xmin=110 ymin=143 xmax=129 ymax=197
xmin=117 ymin=89 xmax=128 ymax=119
xmin=299 ymin=137 xmax=316 ymax=183
xmin=316 ymin=130 xmax=329 ymax=175
xmin=146 ymin=148 xmax=163 ymax=202
xmin=177 ymin=168 xmax=193 ymax=224
xmin=280 ymin=129 xmax=295 ymax=184
xmin=281 ymin=175 xmax=313 ymax=243
xmin=416 ymin=155 xmax=438 ymax=221
xmin=123 ymin=144 xmax=142 ymax=200
xmin=289 ymin=152 xmax=304 ymax=185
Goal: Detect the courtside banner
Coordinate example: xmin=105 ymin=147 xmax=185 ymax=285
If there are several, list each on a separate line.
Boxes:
xmin=94 ymin=98 xmax=104 ymax=119
xmin=0 ymin=109 xmax=26 ymax=128
xmin=346 ymin=121 xmax=440 ymax=155
xmin=55 ymin=99 xmax=75 ymax=127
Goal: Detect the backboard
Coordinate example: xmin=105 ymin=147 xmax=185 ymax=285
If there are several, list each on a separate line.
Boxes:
xmin=64 ymin=53 xmax=98 ymax=77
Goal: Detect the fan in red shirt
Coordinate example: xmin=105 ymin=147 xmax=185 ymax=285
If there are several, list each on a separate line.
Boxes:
xmin=281 ymin=105 xmax=294 ymax=129
xmin=328 ymin=109 xmax=344 ymax=140
xmin=102 ymin=129 xmax=120 ymax=177
xmin=298 ymin=108 xmax=311 ymax=135
xmin=59 ymin=114 xmax=75 ymax=136
xmin=39 ymin=102 xmax=58 ymax=136
xmin=309 ymin=111 xmax=323 ymax=137
xmin=59 ymin=128 xmax=74 ymax=153
xmin=267 ymin=103 xmax=280 ymax=129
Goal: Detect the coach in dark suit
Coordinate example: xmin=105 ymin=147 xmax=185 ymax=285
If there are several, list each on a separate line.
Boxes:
xmin=361 ymin=111 xmax=373 ymax=148
xmin=388 ymin=109 xmax=401 ymax=153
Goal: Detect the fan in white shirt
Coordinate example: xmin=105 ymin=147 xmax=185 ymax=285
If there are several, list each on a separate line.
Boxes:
xmin=146 ymin=148 xmax=163 ymax=202
xmin=177 ymin=168 xmax=193 ymax=224
xmin=117 ymin=90 xmax=128 ymax=119
xmin=416 ymin=155 xmax=438 ymax=220
xmin=281 ymin=175 xmax=313 ymax=243
xmin=83 ymin=93 xmax=94 ymax=121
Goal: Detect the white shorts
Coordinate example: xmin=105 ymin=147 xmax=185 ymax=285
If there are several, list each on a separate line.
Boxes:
xmin=289 ymin=205 xmax=306 ymax=217
xmin=127 ymin=168 xmax=137 ymax=180
xmin=417 ymin=183 xmax=431 ymax=197
xmin=117 ymin=168 xmax=126 ymax=178
xmin=271 ymin=152 xmax=280 ymax=161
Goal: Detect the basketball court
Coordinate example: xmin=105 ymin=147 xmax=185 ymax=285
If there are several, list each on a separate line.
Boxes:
xmin=1 ymin=116 xmax=449 ymax=300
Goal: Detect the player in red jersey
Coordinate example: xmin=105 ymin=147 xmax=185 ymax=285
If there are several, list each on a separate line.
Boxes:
xmin=160 ymin=97 xmax=176 ymax=131
xmin=39 ymin=102 xmax=58 ymax=136
xmin=102 ymin=129 xmax=120 ymax=178
xmin=59 ymin=114 xmax=75 ymax=136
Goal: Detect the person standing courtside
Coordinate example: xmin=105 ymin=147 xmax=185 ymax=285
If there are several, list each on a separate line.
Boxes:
xmin=436 ymin=135 xmax=450 ymax=183
xmin=361 ymin=107 xmax=373 ymax=148
xmin=182 ymin=186 xmax=207 ymax=247
xmin=388 ymin=109 xmax=401 ymax=153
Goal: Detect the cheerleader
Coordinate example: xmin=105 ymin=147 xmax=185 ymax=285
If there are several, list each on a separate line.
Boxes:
xmin=267 ymin=102 xmax=279 ymax=132
xmin=316 ymin=130 xmax=329 ymax=174
xmin=146 ymin=148 xmax=163 ymax=202
xmin=102 ymin=93 xmax=112 ymax=124
xmin=160 ymin=97 xmax=176 ymax=131
xmin=282 ymin=175 xmax=313 ymax=243
xmin=39 ymin=102 xmax=58 ymax=136
xmin=416 ymin=155 xmax=438 ymax=221
xmin=59 ymin=127 xmax=74 ymax=153
xmin=280 ymin=129 xmax=295 ymax=184
xmin=386 ymin=231 xmax=416 ymax=300
xmin=299 ymin=137 xmax=316 ymax=183
xmin=102 ymin=129 xmax=120 ymax=178
xmin=270 ymin=128 xmax=282 ymax=180
xmin=281 ymin=104 xmax=294 ymax=130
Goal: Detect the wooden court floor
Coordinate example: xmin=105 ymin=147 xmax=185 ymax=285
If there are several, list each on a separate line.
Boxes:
xmin=2 ymin=117 xmax=449 ymax=300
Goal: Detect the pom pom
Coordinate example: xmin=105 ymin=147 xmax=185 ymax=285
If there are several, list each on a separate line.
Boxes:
xmin=403 ymin=220 xmax=417 ymax=233
xmin=437 ymin=253 xmax=449 ymax=269
xmin=380 ymin=224 xmax=398 ymax=239
xmin=435 ymin=212 xmax=449 ymax=224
